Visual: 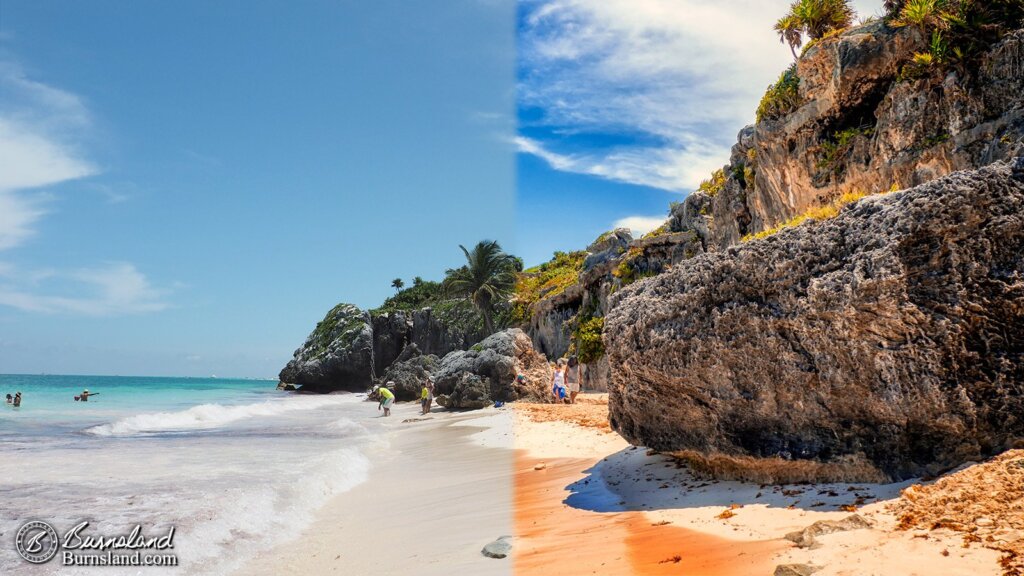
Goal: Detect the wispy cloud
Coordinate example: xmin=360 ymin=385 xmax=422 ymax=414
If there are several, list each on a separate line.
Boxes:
xmin=0 ymin=59 xmax=170 ymax=316
xmin=518 ymin=0 xmax=883 ymax=191
xmin=0 ymin=60 xmax=98 ymax=249
xmin=0 ymin=262 xmax=169 ymax=316
xmin=613 ymin=215 xmax=666 ymax=237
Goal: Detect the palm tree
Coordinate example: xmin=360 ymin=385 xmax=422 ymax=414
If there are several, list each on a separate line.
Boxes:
xmin=444 ymin=240 xmax=517 ymax=335
xmin=776 ymin=0 xmax=856 ymax=60
xmin=391 ymin=278 xmax=404 ymax=292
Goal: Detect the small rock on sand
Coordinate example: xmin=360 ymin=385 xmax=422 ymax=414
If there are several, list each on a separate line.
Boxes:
xmin=534 ymin=463 xmax=546 ymax=470
xmin=785 ymin=514 xmax=872 ymax=549
xmin=774 ymin=564 xmax=819 ymax=576
xmin=482 ymin=536 xmax=513 ymax=559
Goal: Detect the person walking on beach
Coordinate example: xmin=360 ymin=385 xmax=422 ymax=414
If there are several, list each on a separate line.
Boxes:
xmin=551 ymin=360 xmax=568 ymax=403
xmin=12 ymin=392 xmax=21 ymax=407
xmin=376 ymin=383 xmax=395 ymax=417
xmin=565 ymin=356 xmax=581 ymax=404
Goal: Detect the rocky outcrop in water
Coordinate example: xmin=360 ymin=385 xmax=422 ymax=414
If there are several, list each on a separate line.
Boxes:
xmin=605 ymin=161 xmax=1024 ymax=482
xmin=435 ymin=329 xmax=553 ymax=409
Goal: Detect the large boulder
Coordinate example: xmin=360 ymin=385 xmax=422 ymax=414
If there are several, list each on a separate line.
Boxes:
xmin=278 ymin=304 xmax=375 ymax=392
xmin=605 ymin=161 xmax=1024 ymax=482
xmin=378 ymin=343 xmax=439 ymax=401
xmin=435 ymin=328 xmax=553 ymax=409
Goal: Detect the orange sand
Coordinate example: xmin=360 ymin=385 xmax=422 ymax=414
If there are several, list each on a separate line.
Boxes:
xmin=513 ymin=452 xmax=786 ymax=575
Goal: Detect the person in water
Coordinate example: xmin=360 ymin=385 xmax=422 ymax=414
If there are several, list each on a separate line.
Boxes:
xmin=5 ymin=393 xmax=11 ymax=405
xmin=80 ymin=389 xmax=91 ymax=402
xmin=12 ymin=392 xmax=21 ymax=407
xmin=376 ymin=383 xmax=395 ymax=417
xmin=565 ymin=356 xmax=581 ymax=404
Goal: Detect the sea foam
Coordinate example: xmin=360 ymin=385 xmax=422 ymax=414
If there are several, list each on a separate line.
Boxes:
xmin=85 ymin=394 xmax=359 ymax=436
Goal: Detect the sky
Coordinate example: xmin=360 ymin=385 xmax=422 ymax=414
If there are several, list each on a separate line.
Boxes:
xmin=516 ymin=0 xmax=885 ymax=267
xmin=0 ymin=0 xmax=515 ymax=378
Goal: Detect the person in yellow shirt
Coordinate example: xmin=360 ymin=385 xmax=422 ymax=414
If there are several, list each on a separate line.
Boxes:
xmin=375 ymin=383 xmax=395 ymax=417
xmin=420 ymin=378 xmax=434 ymax=415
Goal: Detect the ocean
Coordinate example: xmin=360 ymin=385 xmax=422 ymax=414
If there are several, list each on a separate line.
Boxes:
xmin=0 ymin=374 xmax=381 ymax=575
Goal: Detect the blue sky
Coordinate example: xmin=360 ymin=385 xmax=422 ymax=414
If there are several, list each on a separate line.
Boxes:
xmin=0 ymin=0 xmax=515 ymax=378
xmin=515 ymin=0 xmax=884 ymax=267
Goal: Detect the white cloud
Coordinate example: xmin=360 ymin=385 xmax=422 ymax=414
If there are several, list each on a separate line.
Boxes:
xmin=0 ymin=262 xmax=169 ymax=316
xmin=519 ymin=0 xmax=885 ymax=191
xmin=613 ymin=215 xmax=666 ymax=236
xmin=0 ymin=61 xmax=98 ymax=250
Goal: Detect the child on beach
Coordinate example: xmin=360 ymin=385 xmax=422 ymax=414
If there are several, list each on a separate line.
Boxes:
xmin=551 ymin=360 xmax=568 ymax=403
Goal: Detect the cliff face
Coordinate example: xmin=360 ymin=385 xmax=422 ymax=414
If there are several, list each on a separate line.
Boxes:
xmin=605 ymin=160 xmax=1024 ymax=482
xmin=279 ymin=303 xmax=479 ymax=392
xmin=711 ymin=22 xmax=1024 ymax=247
xmin=523 ymin=22 xmax=1024 ymax=401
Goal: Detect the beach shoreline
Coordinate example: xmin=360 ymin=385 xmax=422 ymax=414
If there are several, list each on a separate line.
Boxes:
xmin=242 ymin=393 xmax=1007 ymax=576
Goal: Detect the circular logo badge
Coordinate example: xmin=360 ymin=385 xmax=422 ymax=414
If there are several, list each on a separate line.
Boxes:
xmin=15 ymin=521 xmax=59 ymax=564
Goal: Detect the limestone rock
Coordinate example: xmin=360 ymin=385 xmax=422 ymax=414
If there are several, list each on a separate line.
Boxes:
xmin=378 ymin=344 xmax=439 ymax=401
xmin=774 ymin=564 xmax=820 ymax=576
xmin=606 ymin=161 xmax=1024 ymax=481
xmin=435 ymin=329 xmax=553 ymax=409
xmin=785 ymin=515 xmax=872 ymax=549
xmin=278 ymin=303 xmax=375 ymax=392
xmin=481 ymin=536 xmax=513 ymax=559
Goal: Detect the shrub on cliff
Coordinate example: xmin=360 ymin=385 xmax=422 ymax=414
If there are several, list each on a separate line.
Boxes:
xmin=757 ymin=64 xmax=802 ymax=122
xmin=511 ymin=250 xmax=586 ymax=324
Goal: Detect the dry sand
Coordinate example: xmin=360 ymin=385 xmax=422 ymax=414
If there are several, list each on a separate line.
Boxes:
xmin=510 ymin=393 xmax=1004 ymax=576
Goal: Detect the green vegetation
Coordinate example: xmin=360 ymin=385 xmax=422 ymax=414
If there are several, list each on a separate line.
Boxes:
xmin=390 ymin=278 xmax=404 ymax=291
xmin=613 ymin=246 xmax=656 ymax=286
xmin=742 ymin=189 xmax=886 ymax=242
xmin=511 ymin=250 xmax=587 ymax=324
xmin=757 ymin=64 xmax=802 ymax=123
xmin=375 ymin=279 xmax=445 ymax=314
xmin=310 ymin=303 xmax=366 ymax=359
xmin=775 ymin=0 xmax=856 ymax=59
xmin=573 ymin=316 xmax=605 ymax=363
xmin=818 ymin=125 xmax=875 ymax=176
xmin=697 ymin=168 xmax=727 ymax=197
xmin=444 ymin=240 xmax=519 ymax=335
xmin=891 ymin=0 xmax=1024 ymax=77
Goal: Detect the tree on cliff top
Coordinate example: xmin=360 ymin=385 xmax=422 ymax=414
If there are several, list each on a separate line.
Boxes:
xmin=391 ymin=278 xmax=404 ymax=292
xmin=775 ymin=0 xmax=856 ymax=59
xmin=444 ymin=240 xmax=517 ymax=336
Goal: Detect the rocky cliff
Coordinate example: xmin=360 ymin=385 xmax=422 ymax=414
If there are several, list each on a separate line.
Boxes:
xmin=521 ymin=20 xmax=1024 ymax=397
xmin=279 ymin=302 xmax=480 ymax=392
xmin=605 ymin=160 xmax=1024 ymax=482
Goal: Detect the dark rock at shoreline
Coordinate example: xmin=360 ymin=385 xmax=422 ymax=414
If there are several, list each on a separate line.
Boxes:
xmin=435 ymin=328 xmax=553 ymax=409
xmin=279 ymin=303 xmax=478 ymax=393
xmin=606 ymin=161 xmax=1024 ymax=482
xmin=279 ymin=304 xmax=375 ymax=393
xmin=379 ymin=344 xmax=439 ymax=401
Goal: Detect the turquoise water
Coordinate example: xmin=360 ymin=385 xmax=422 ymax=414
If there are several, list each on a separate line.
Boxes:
xmin=0 ymin=374 xmax=272 ymax=435
xmin=0 ymin=374 xmax=381 ymax=575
